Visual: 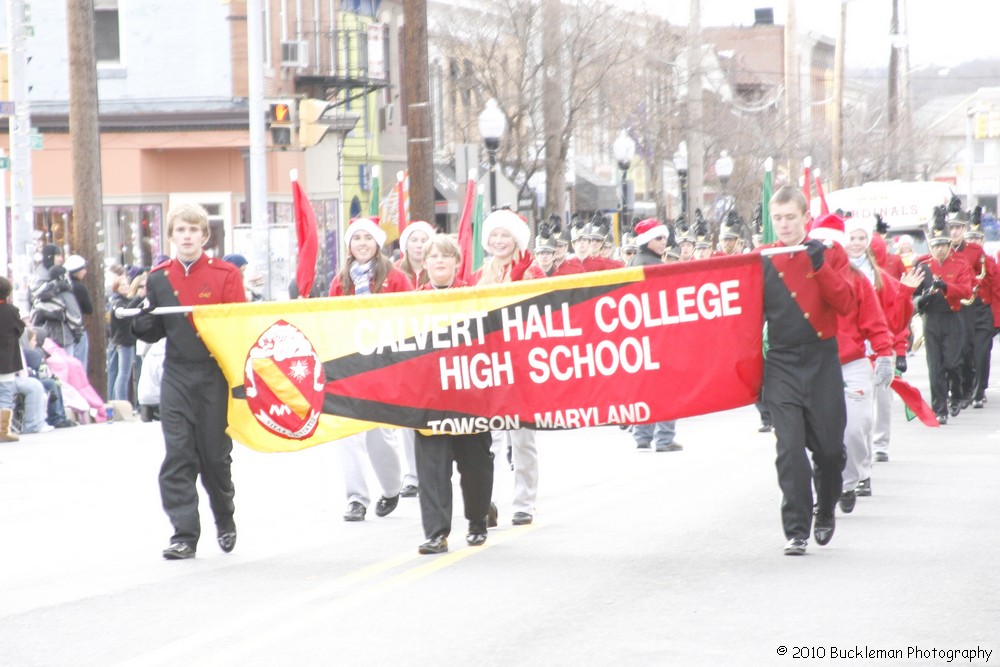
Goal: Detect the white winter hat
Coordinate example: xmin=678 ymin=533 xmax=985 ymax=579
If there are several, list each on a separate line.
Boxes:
xmin=345 ymin=217 xmax=387 ymax=250
xmin=481 ymin=209 xmax=530 ymax=251
xmin=65 ymin=254 xmax=87 ymax=273
xmin=845 ymin=216 xmax=873 ymax=247
xmin=399 ymin=220 xmax=435 ymax=253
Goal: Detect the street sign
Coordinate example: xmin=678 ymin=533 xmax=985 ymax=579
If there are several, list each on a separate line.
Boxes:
xmin=29 ymin=133 xmax=42 ymax=150
xmin=0 ymin=157 xmax=9 ymax=169
xmin=0 ymin=101 xmax=14 ymax=116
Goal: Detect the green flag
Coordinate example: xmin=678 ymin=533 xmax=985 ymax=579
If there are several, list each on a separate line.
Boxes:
xmin=761 ymin=158 xmax=775 ymax=244
xmin=472 ymin=190 xmax=485 ymax=271
xmin=368 ymin=169 xmax=380 ymax=217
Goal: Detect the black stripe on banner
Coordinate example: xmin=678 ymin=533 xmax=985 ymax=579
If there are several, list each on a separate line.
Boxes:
xmin=323 ymin=280 xmax=628 ymax=382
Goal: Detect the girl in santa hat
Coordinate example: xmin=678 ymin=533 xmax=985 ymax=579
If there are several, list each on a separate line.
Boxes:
xmin=473 ymin=209 xmax=543 ymax=527
xmin=329 ymin=218 xmax=411 ymax=522
xmin=329 ymin=217 xmax=413 ymax=296
xmin=395 ymin=220 xmax=435 ymax=289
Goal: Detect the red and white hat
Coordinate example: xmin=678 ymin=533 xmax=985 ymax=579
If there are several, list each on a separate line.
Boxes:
xmin=345 ymin=217 xmax=387 ymax=249
xmin=634 ymin=218 xmax=668 ymax=246
xmin=808 ymin=213 xmax=847 ymax=247
xmin=844 ymin=216 xmax=873 ymax=247
xmin=399 ymin=220 xmax=435 ymax=253
xmin=482 ymin=209 xmax=530 ymax=251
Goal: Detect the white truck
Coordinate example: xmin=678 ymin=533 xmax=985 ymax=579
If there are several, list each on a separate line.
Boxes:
xmin=810 ymin=181 xmax=956 ymax=254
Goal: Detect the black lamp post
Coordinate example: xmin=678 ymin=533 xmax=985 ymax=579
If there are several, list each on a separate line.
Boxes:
xmin=478 ymin=98 xmax=506 ymax=211
xmin=715 ymin=150 xmax=734 ymax=222
xmin=673 ymin=142 xmax=689 ymax=218
xmin=613 ymin=130 xmax=636 ymax=234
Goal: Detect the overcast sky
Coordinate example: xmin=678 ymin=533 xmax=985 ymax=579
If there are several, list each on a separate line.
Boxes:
xmin=647 ymin=0 xmax=999 ymax=70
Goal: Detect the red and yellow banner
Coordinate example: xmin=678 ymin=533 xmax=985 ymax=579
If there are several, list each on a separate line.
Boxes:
xmin=194 ymin=254 xmax=765 ymax=453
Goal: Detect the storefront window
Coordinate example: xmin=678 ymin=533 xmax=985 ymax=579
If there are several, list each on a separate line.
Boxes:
xmin=103 ymin=204 xmax=163 ymax=269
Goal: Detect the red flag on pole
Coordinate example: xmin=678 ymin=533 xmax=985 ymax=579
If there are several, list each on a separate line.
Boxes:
xmin=814 ymin=173 xmax=830 ymax=216
xmin=801 ymin=156 xmax=812 ymax=210
xmin=396 ymin=170 xmax=408 ymax=238
xmin=291 ymin=170 xmax=318 ymax=299
xmin=456 ymin=169 xmax=477 ymax=284
xmin=890 ymin=378 xmax=940 ymax=427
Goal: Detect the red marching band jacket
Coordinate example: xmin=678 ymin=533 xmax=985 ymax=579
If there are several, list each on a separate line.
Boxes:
xmin=551 ymin=256 xmax=585 ymax=276
xmin=329 ymin=265 xmax=414 ymax=296
xmin=835 ymin=269 xmax=893 ymax=365
xmin=912 ymin=252 xmax=974 ymax=312
xmin=755 ymin=241 xmax=856 ymax=346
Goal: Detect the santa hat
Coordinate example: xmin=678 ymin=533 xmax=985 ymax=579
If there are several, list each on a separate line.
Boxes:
xmin=634 ymin=218 xmax=668 ymax=246
xmin=808 ymin=213 xmax=847 ymax=247
xmin=481 ymin=209 xmax=530 ymax=251
xmin=345 ymin=217 xmax=386 ymax=249
xmin=844 ymin=216 xmax=873 ymax=247
xmin=399 ymin=220 xmax=435 ymax=253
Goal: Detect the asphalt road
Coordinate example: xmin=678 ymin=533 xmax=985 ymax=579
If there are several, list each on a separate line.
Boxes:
xmin=1 ymin=346 xmax=998 ymax=666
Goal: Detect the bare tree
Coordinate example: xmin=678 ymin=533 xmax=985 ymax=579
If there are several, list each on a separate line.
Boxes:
xmin=430 ymin=0 xmax=633 ymax=215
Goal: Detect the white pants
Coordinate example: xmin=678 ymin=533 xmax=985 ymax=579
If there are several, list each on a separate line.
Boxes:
xmin=399 ymin=428 xmax=419 ymax=487
xmin=491 ymin=429 xmax=538 ymax=514
xmin=340 ymin=427 xmax=402 ymax=507
xmin=872 ymin=381 xmax=892 ymax=456
xmin=842 ymin=358 xmax=874 ymax=491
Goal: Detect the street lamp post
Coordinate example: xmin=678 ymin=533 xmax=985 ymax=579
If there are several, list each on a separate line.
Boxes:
xmin=673 ymin=142 xmax=689 ymax=218
xmin=613 ymin=130 xmax=636 ymax=236
xmin=715 ymin=150 xmax=734 ymax=222
xmin=478 ymin=98 xmax=507 ymax=211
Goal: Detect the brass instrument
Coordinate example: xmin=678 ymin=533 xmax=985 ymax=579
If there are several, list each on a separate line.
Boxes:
xmin=959 ymin=258 xmax=988 ymax=306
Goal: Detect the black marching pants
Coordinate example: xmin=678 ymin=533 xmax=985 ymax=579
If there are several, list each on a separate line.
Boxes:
xmin=159 ymin=360 xmax=236 ymax=547
xmin=961 ymin=301 xmax=995 ymax=401
xmin=415 ymin=431 xmax=494 ymax=540
xmin=764 ymin=339 xmax=847 ymax=541
xmin=923 ymin=312 xmax=965 ymax=415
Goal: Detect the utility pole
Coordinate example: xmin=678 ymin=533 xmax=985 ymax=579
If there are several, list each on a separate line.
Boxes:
xmin=403 ymin=0 xmax=433 ymax=226
xmin=784 ymin=0 xmax=801 ymax=172
xmin=887 ymin=0 xmax=900 ymax=179
xmin=66 ymin=0 xmax=107 ymax=392
xmin=542 ymin=0 xmax=564 ymax=218
xmin=898 ymin=0 xmax=913 ymax=181
xmin=246 ymin=0 xmax=269 ymax=297
xmin=6 ymin=0 xmax=34 ymax=309
xmin=686 ymin=0 xmax=704 ymax=220
xmin=831 ymin=0 xmax=847 ymax=190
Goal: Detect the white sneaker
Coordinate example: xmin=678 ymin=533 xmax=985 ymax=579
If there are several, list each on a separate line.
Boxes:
xmin=36 ymin=424 xmax=55 ymax=433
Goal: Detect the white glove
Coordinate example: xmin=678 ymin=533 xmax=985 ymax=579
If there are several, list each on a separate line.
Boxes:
xmin=873 ymin=356 xmax=894 ymax=389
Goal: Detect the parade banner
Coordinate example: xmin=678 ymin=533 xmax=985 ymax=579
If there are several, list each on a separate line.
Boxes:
xmin=194 ymin=254 xmax=765 ymax=453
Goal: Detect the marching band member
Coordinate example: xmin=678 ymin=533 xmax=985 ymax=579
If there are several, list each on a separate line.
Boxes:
xmin=330 ymin=217 xmax=410 ymax=522
xmin=755 ymin=187 xmax=855 ymax=556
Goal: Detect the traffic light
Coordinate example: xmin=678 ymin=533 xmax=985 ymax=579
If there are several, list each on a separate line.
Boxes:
xmin=267 ymin=100 xmax=295 ymax=147
xmin=298 ymin=98 xmax=334 ymax=148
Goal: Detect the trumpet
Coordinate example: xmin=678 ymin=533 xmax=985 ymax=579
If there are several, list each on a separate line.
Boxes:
xmin=960 ymin=259 xmax=988 ymax=306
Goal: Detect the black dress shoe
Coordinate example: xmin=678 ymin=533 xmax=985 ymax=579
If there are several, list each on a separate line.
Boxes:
xmin=343 ymin=501 xmax=366 ymax=522
xmin=937 ymin=413 xmax=948 ymax=425
xmin=375 ymin=494 xmax=400 ymax=517
xmin=973 ymin=399 xmax=985 ymax=409
xmin=838 ymin=490 xmax=856 ymax=514
xmin=162 ymin=542 xmax=196 ymax=560
xmin=466 ymin=532 xmax=487 ymax=546
xmin=949 ymin=403 xmax=960 ymax=417
xmin=400 ymin=484 xmax=419 ymax=498
xmin=512 ymin=511 xmax=533 ymax=525
xmin=856 ymin=478 xmax=872 ymax=497
xmin=813 ymin=511 xmax=835 ymax=546
xmin=487 ymin=502 xmax=498 ymax=528
xmin=784 ymin=538 xmax=807 ymax=556
xmin=217 ymin=528 xmax=237 ymax=553
xmin=758 ymin=422 xmax=773 ymax=433
xmin=418 ymin=536 xmax=448 ymax=555
xmin=959 ymin=399 xmax=971 ymax=410
xmin=874 ymin=452 xmax=889 ymax=463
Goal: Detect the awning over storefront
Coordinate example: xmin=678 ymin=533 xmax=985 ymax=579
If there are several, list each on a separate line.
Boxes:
xmin=433 ymin=165 xmax=459 ymax=215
